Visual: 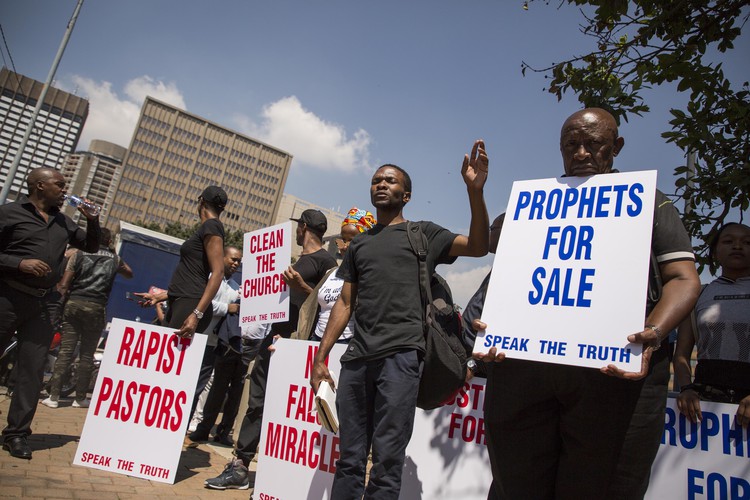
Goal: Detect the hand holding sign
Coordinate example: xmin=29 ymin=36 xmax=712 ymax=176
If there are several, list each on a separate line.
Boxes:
xmin=600 ymin=325 xmax=662 ymax=380
xmin=469 ymin=319 xmax=505 ymax=363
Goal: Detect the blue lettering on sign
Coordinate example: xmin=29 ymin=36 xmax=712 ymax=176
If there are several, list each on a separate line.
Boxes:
xmin=595 ymin=185 xmax=612 ymax=217
xmin=542 ymin=225 xmax=594 ymax=260
xmin=687 ymin=468 xmax=750 ymax=500
xmin=576 ymin=343 xmax=631 ymax=363
xmin=512 ymin=183 xmax=645 ymax=220
xmin=482 ymin=335 xmax=529 ymax=352
xmin=538 ymin=339 xmax=567 ymax=356
xmin=528 ymin=267 xmax=595 ymax=307
xmin=627 ymin=183 xmax=644 ymax=217
xmin=662 ymin=407 xmax=750 ymax=458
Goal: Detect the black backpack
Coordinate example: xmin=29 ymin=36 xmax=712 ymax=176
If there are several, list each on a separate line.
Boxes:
xmin=406 ymin=222 xmax=468 ymax=410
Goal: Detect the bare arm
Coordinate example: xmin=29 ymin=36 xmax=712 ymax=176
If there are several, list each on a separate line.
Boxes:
xmin=175 ymin=233 xmax=224 ymax=338
xmin=674 ymin=315 xmax=702 ymax=423
xmin=117 ymin=258 xmax=134 ymax=279
xmin=450 ymin=140 xmax=489 ymax=258
xmin=602 ymin=259 xmax=701 ymax=380
xmin=283 ymin=266 xmax=314 ymax=297
xmin=310 ymin=281 xmax=357 ymax=393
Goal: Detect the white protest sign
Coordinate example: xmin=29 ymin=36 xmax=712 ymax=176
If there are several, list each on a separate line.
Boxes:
xmin=475 ymin=171 xmax=656 ymax=371
xmin=74 ymin=318 xmax=206 ymax=483
xmin=647 ymin=399 xmax=750 ymax=499
xmin=400 ymin=381 xmax=493 ymax=499
xmin=253 ymin=341 xmax=744 ymax=499
xmin=240 ymin=221 xmax=291 ymax=326
xmin=253 ymin=339 xmax=345 ymax=500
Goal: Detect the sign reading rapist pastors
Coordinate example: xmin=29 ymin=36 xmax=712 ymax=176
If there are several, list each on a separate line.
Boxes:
xmin=474 ymin=171 xmax=657 ymax=372
xmin=74 ymin=318 xmax=206 ymax=483
xmin=240 ymin=221 xmax=292 ymax=326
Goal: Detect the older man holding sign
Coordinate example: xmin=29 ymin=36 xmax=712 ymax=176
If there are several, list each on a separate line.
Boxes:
xmin=473 ymin=108 xmax=701 ymax=499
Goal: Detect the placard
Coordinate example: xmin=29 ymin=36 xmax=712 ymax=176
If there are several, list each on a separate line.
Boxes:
xmin=240 ymin=221 xmax=292 ymax=326
xmin=475 ymin=171 xmax=657 ymax=371
xmin=647 ymin=399 xmax=750 ymax=499
xmin=74 ymin=318 xmax=206 ymax=483
xmin=253 ymin=339 xmax=346 ymax=500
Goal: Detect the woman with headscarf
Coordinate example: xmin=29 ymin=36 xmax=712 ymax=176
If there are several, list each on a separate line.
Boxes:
xmin=295 ymin=207 xmax=376 ymax=342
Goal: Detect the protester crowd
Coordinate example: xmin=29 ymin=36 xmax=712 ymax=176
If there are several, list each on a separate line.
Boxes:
xmin=0 ymin=107 xmax=748 ymax=500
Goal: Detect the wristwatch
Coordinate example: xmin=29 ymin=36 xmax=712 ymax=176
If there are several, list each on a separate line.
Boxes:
xmin=466 ymin=359 xmax=477 ymax=372
xmin=192 ymin=309 xmax=204 ymax=320
xmin=680 ymin=383 xmax=697 ymax=393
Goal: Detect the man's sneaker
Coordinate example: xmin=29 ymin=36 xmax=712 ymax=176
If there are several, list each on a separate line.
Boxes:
xmin=41 ymin=397 xmax=59 ymax=408
xmin=72 ymin=399 xmax=90 ymax=408
xmin=204 ymin=458 xmax=250 ymax=490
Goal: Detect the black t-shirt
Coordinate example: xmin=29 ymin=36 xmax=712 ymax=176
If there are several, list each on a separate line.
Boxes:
xmin=338 ymin=221 xmax=457 ymax=362
xmin=272 ymin=248 xmax=338 ymax=337
xmin=168 ymin=218 xmax=225 ymax=299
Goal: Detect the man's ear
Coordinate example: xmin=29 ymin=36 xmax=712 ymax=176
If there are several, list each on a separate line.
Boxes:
xmin=402 ymin=191 xmax=411 ymax=204
xmin=613 ymin=136 xmax=625 ymax=157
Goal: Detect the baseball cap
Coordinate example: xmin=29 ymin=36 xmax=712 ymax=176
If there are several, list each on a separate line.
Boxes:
xmin=290 ymin=209 xmax=328 ymax=236
xmin=200 ymin=186 xmax=228 ymax=208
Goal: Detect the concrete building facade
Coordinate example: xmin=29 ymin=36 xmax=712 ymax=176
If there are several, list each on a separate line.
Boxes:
xmin=60 ymin=139 xmax=126 ymax=226
xmin=108 ymin=97 xmax=293 ymax=234
xmin=0 ymin=67 xmax=89 ymax=200
xmin=275 ymin=193 xmax=347 ymax=259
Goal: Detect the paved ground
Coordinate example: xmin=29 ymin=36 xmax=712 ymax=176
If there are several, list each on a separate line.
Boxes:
xmin=0 ymin=389 xmax=257 ymax=499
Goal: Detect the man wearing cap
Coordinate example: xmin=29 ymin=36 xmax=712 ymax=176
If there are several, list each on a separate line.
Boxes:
xmin=0 ymin=167 xmax=100 ymax=459
xmin=204 ymin=208 xmax=337 ymax=490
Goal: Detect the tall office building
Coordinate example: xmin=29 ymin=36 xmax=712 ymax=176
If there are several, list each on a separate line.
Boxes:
xmin=0 ymin=67 xmax=89 ymax=200
xmin=60 ymin=139 xmax=126 ymax=226
xmin=108 ymin=97 xmax=293 ymax=233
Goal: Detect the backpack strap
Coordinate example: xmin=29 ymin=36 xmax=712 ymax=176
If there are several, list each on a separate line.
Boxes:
xmin=406 ymin=222 xmax=436 ymax=331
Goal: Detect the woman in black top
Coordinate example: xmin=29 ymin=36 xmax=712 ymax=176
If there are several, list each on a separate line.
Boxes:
xmin=138 ymin=186 xmax=227 ymax=338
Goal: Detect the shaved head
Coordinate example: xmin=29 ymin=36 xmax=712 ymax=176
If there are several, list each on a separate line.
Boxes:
xmin=560 ymin=107 xmax=624 ymax=177
xmin=26 ymin=167 xmax=60 ymax=194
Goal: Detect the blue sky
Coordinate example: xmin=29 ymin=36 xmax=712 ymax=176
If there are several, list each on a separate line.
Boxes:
xmin=2 ymin=0 xmax=748 ymax=307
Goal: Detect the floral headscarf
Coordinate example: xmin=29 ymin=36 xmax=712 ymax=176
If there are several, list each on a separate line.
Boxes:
xmin=342 ymin=207 xmax=376 ymax=233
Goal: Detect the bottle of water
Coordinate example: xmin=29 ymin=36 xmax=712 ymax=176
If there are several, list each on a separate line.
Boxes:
xmin=64 ymin=195 xmax=101 ymax=217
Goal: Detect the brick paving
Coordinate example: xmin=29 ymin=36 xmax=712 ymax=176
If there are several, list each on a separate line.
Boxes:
xmin=0 ymin=390 xmax=257 ymax=499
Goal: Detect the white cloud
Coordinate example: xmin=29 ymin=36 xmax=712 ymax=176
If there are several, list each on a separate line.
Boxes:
xmin=69 ymin=75 xmax=186 ymax=150
xmin=234 ymin=96 xmax=371 ymax=173
xmin=443 ymin=263 xmax=491 ymax=311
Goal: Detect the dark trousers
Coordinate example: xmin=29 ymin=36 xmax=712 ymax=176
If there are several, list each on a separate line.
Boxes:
xmin=484 ymin=359 xmax=646 ymax=500
xmin=0 ymin=288 xmax=61 ymax=441
xmin=165 ymin=296 xmax=214 ymax=423
xmin=331 ymin=349 xmax=422 ymax=500
xmin=235 ymin=332 xmax=275 ymax=466
xmin=194 ymin=339 xmax=262 ymax=438
xmin=606 ymin=348 xmax=669 ymax=500
xmin=48 ymin=299 xmax=105 ymax=401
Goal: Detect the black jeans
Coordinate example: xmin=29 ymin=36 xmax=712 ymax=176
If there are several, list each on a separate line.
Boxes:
xmin=0 ymin=288 xmax=61 ymax=441
xmin=194 ymin=338 xmax=262 ymax=438
xmin=331 ymin=349 xmax=422 ymax=500
xmin=235 ymin=332 xmax=276 ymax=466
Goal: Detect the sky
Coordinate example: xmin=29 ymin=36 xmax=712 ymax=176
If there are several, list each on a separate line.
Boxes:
xmin=2 ymin=0 xmax=748 ymax=308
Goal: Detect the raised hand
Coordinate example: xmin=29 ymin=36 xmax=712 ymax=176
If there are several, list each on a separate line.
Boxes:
xmin=461 ymin=139 xmax=489 ymax=191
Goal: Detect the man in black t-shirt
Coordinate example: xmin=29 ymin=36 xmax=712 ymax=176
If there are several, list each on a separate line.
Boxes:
xmin=204 ymin=209 xmax=337 ymax=490
xmin=310 ymin=141 xmax=490 ymax=499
